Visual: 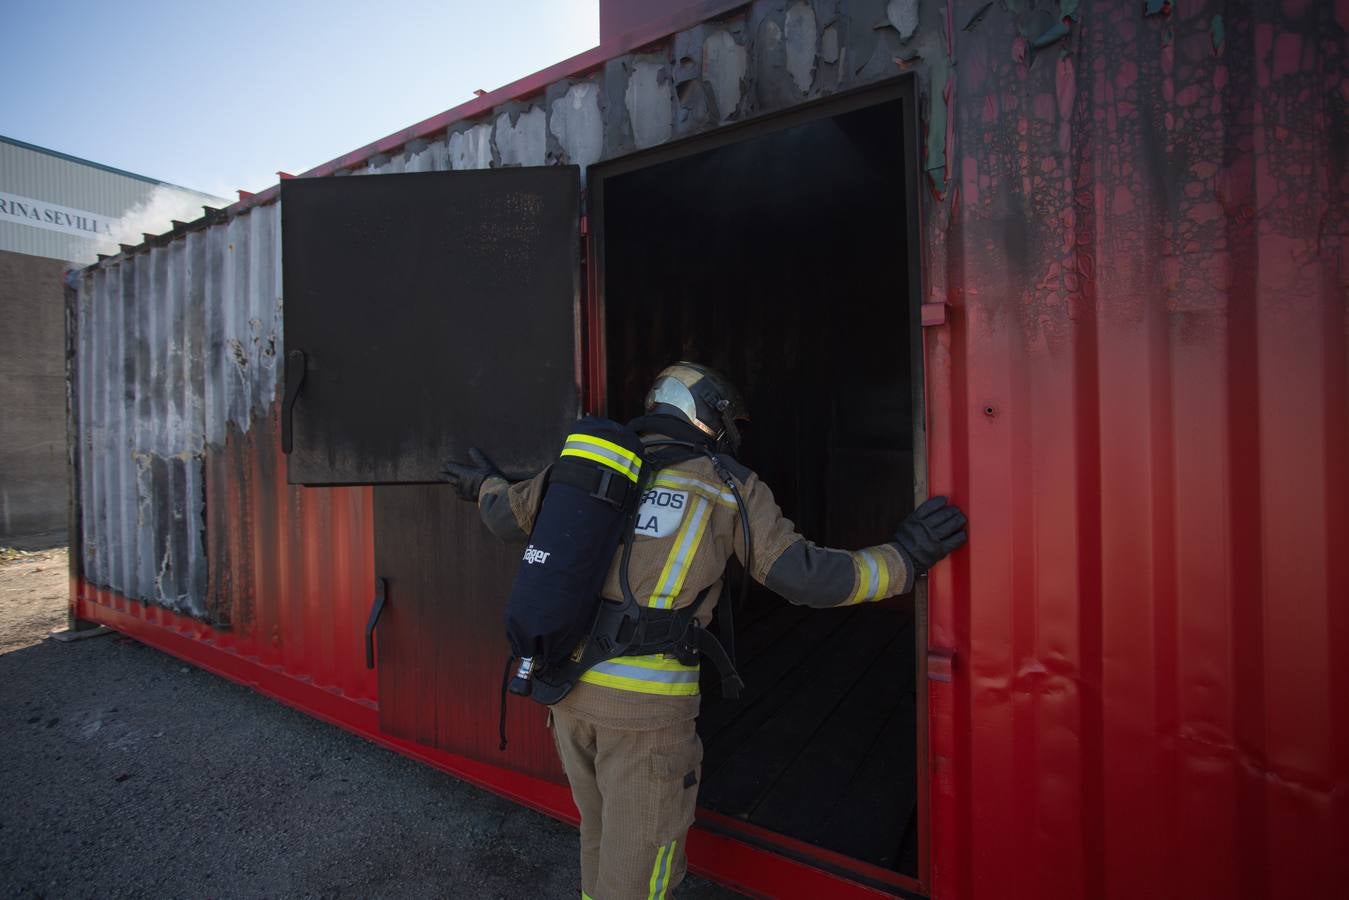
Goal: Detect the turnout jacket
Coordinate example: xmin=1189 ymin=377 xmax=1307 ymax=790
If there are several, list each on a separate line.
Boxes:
xmin=477 ymin=441 xmax=914 ymax=729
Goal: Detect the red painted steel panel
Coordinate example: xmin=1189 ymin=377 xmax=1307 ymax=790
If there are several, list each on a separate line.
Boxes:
xmin=927 ymin=3 xmax=1347 ymax=900
xmin=200 ymin=400 xmax=377 ymax=703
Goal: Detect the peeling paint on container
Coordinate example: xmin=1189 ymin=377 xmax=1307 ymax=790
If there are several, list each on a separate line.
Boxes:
xmin=888 ymin=0 xmax=920 ymax=42
xmin=449 ymin=123 xmax=495 ymax=170
xmin=821 ymin=24 xmax=841 ymax=64
xmin=784 ymin=2 xmax=818 ymax=94
xmin=703 ymin=29 xmax=748 ymax=122
xmin=405 ymin=139 xmax=451 ymax=173
xmin=624 ymin=58 xmax=675 ymax=149
xmin=548 ymin=82 xmax=604 ymax=171
xmin=495 ymin=107 xmax=548 ymax=167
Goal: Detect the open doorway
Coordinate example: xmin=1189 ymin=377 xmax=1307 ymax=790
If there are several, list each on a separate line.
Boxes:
xmin=592 ymin=83 xmax=924 ymax=881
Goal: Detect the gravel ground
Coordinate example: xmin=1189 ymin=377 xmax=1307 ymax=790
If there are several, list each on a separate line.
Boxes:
xmin=0 ymin=546 xmax=70 ymax=655
xmin=0 ymin=546 xmax=739 ymax=899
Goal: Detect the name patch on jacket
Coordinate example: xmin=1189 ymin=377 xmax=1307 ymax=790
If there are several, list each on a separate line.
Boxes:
xmin=634 ymin=488 xmax=688 ymax=538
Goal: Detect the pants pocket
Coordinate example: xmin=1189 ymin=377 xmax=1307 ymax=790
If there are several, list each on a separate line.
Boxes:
xmin=646 ymin=734 xmax=703 ymax=843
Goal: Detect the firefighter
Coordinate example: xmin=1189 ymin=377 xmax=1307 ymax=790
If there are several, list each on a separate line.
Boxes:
xmin=443 ymin=362 xmax=967 ymax=900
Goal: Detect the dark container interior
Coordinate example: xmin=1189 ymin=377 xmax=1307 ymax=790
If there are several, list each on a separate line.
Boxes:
xmin=599 ymin=98 xmax=920 ymax=874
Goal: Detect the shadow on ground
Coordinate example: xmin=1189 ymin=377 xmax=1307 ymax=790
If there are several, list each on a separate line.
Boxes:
xmin=0 ymin=627 xmax=740 ymax=898
xmin=1 ymin=529 xmax=68 ymax=552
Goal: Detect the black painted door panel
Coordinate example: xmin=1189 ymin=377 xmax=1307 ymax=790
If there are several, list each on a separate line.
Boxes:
xmin=281 ymin=167 xmax=581 ymax=485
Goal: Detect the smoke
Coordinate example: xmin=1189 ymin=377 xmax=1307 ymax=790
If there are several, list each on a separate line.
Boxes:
xmin=94 ymin=185 xmax=227 ymax=258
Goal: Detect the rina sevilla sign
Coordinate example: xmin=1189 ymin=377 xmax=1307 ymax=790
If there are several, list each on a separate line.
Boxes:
xmin=0 ymin=191 xmax=115 ymax=240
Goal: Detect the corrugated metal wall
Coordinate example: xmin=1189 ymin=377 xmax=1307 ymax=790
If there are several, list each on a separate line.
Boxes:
xmin=72 ymin=201 xmax=376 ymax=700
xmin=69 ymin=1 xmax=1346 ymax=898
xmin=76 ymin=208 xmax=279 ymax=616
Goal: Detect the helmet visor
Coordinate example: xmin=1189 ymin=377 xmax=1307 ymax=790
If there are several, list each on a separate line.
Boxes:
xmin=645 ymin=377 xmax=717 ymax=437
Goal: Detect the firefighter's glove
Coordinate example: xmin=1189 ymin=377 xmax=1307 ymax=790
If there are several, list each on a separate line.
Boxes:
xmin=893 ymin=496 xmax=967 ymax=575
xmin=441 ymin=448 xmax=503 ymax=502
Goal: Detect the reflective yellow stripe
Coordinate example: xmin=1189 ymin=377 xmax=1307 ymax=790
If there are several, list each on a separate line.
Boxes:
xmin=578 ymin=654 xmax=701 ymax=696
xmin=876 ymin=554 xmax=891 ymax=600
xmin=647 ymin=844 xmax=668 ymax=898
xmin=648 ymin=496 xmax=711 ymax=609
xmin=650 ymin=472 xmax=736 ymax=508
xmin=566 ymin=432 xmax=642 ymax=467
xmin=658 ymin=840 xmax=677 ymax=899
xmin=577 ymin=670 xmax=699 ymax=696
xmin=845 ymin=549 xmax=884 ymax=605
xmin=560 ymin=446 xmax=641 ymax=482
xmin=647 ymin=840 xmax=677 ymax=899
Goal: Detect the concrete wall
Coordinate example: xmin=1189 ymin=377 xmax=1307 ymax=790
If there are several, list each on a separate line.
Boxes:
xmin=0 ymin=248 xmax=68 ymax=543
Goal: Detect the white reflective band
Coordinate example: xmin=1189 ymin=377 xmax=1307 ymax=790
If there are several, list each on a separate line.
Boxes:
xmin=845 ymin=549 xmax=891 ymax=605
xmin=862 ymin=550 xmax=879 ymax=598
xmin=589 ymin=659 xmax=699 ymax=684
xmin=578 ymin=654 xmax=700 ymax=696
xmin=648 ymin=496 xmax=711 ymax=609
xmin=651 ymin=471 xmax=736 ymax=508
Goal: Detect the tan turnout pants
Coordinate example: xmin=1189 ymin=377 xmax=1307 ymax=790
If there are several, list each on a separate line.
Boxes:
xmin=551 ymin=708 xmax=703 ymax=900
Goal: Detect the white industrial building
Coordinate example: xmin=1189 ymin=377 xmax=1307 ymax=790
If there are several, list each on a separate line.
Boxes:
xmin=1 ymin=135 xmax=226 ymax=542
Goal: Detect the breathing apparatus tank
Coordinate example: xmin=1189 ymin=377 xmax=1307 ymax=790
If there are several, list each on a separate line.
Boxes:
xmin=503 ymin=418 xmax=646 ymax=694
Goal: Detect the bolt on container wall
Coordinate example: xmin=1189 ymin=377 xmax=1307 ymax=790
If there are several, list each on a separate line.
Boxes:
xmin=67 ymin=1 xmax=1346 ymax=898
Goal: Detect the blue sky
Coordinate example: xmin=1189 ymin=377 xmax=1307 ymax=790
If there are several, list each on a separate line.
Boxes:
xmin=1 ymin=0 xmax=599 ymax=199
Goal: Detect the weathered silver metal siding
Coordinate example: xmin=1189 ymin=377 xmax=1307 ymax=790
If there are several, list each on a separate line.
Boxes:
xmin=75 ymin=205 xmax=285 ymax=616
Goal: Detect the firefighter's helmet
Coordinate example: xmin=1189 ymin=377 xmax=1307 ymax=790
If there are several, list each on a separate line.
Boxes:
xmin=644 ymin=362 xmax=749 ymax=454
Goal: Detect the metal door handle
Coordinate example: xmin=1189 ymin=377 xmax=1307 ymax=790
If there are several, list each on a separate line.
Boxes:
xmin=365 ymin=577 xmax=387 ymax=669
xmin=281 ymin=349 xmax=306 ymax=454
